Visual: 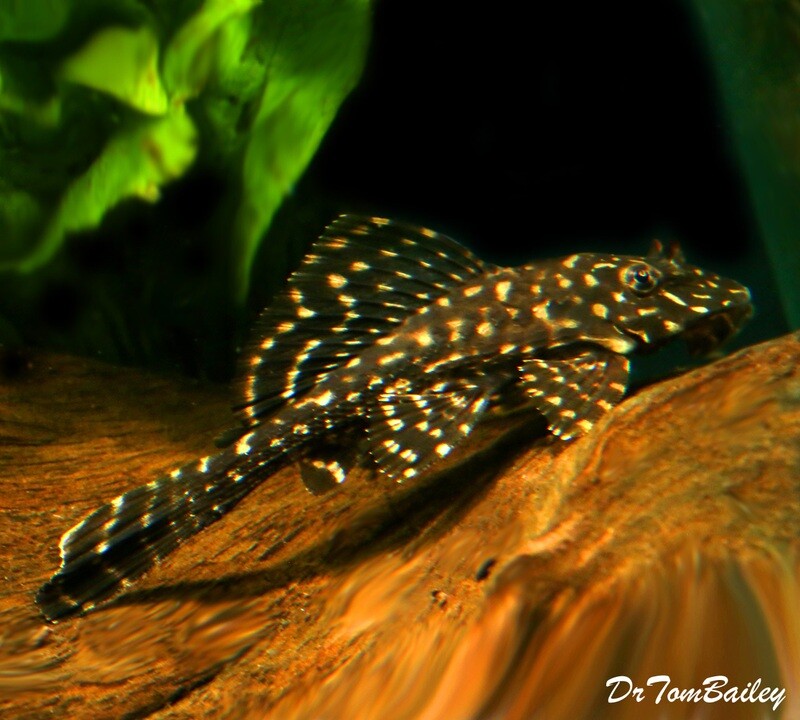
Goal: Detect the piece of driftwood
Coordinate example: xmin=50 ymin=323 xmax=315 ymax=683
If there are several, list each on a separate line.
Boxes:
xmin=1 ymin=333 xmax=798 ymax=719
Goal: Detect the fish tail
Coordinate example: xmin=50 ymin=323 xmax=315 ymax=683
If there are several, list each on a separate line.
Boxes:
xmin=36 ymin=439 xmax=285 ymax=622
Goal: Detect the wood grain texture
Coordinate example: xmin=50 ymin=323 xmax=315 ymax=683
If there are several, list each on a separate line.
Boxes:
xmin=1 ymin=333 xmax=799 ymax=719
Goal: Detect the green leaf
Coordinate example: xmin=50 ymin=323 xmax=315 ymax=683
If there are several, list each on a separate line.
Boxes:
xmin=198 ymin=12 xmax=264 ymax=160
xmin=6 ymin=108 xmax=197 ymax=273
xmin=228 ymin=0 xmax=372 ymax=302
xmin=0 ymin=73 xmax=61 ymax=126
xmin=162 ymin=0 xmax=259 ymax=105
xmin=60 ymin=25 xmax=168 ymax=115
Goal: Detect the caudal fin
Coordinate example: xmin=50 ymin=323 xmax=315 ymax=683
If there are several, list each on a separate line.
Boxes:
xmin=36 ymin=449 xmax=271 ymax=621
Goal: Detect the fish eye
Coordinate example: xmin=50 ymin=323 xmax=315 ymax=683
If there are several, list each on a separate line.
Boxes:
xmin=625 ymin=263 xmax=659 ymax=295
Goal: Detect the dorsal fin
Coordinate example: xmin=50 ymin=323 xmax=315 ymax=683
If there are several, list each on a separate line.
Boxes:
xmin=235 ymin=215 xmax=490 ymax=426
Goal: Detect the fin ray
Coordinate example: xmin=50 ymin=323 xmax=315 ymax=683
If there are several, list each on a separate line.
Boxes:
xmin=237 ymin=215 xmax=490 ymax=427
xmin=36 ymin=448 xmax=278 ymax=620
xmin=366 ymin=381 xmax=494 ymax=482
xmin=519 ymin=351 xmax=629 ymax=439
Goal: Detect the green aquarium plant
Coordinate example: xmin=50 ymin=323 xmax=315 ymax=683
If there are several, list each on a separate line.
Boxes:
xmin=0 ymin=0 xmax=371 ymax=375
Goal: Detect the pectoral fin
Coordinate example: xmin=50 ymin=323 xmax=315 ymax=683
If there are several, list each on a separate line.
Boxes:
xmin=519 ymin=351 xmax=629 ymax=439
xmin=365 ymin=380 xmax=494 ymax=482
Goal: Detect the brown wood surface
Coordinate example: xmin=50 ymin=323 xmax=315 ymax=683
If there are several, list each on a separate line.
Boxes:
xmin=1 ymin=333 xmax=799 ymax=719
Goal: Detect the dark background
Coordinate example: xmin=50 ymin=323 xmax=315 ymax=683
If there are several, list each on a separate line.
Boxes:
xmin=313 ymin=1 xmax=747 ymax=263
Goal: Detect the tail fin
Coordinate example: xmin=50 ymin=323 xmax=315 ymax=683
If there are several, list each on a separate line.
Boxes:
xmin=36 ymin=447 xmax=276 ymax=621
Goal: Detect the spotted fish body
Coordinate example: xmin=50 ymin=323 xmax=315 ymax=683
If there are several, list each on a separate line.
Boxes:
xmin=36 ymin=215 xmax=753 ymax=620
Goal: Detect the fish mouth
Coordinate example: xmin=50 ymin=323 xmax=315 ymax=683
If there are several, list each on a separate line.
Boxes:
xmin=682 ymin=303 xmax=754 ymax=356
